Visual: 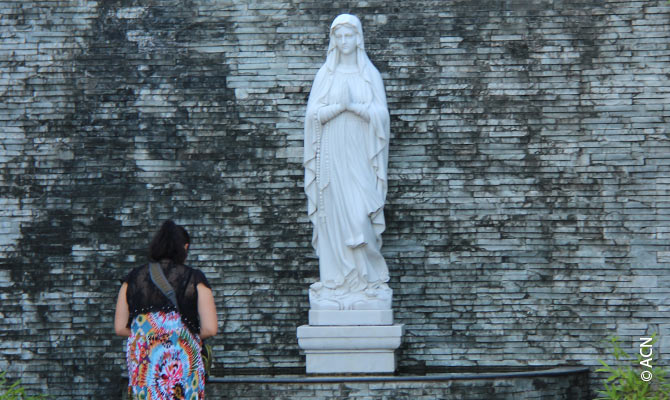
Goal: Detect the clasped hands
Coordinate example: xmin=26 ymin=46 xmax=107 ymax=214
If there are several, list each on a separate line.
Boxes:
xmin=318 ymin=84 xmax=370 ymax=124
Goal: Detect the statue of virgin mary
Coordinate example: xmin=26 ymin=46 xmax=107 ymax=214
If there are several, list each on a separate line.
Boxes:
xmin=304 ymin=14 xmax=392 ymax=311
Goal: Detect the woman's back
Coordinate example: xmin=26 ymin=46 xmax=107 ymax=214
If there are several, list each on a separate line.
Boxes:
xmin=123 ymin=260 xmax=210 ymax=336
xmin=123 ymin=261 xmax=210 ymax=400
xmin=115 ymin=220 xmax=217 ymax=400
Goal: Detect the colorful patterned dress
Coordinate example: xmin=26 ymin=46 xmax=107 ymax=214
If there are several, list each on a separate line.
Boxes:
xmin=126 ymin=311 xmax=205 ymax=400
xmin=122 ymin=261 xmax=211 ymax=400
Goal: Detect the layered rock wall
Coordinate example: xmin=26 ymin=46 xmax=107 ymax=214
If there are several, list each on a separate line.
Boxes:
xmin=1 ymin=0 xmax=669 ymax=397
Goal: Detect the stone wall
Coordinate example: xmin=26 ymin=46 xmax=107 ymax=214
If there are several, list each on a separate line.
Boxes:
xmin=1 ymin=0 xmax=669 ymax=398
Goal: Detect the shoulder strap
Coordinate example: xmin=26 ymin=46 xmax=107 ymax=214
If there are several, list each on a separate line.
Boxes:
xmin=149 ymin=262 xmax=180 ymax=313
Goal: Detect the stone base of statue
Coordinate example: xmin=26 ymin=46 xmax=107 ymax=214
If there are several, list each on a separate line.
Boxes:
xmin=297 ymin=310 xmax=404 ymax=374
xmin=308 ymin=309 xmax=393 ymax=325
xmin=308 ymin=281 xmax=393 ymax=311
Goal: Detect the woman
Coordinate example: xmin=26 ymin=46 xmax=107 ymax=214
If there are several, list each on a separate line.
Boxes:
xmin=304 ymin=14 xmax=392 ymax=311
xmin=114 ymin=220 xmax=217 ymax=399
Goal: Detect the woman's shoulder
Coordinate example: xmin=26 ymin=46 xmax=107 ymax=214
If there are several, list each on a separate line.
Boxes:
xmin=121 ymin=264 xmax=146 ymax=284
xmin=183 ymin=264 xmax=211 ymax=288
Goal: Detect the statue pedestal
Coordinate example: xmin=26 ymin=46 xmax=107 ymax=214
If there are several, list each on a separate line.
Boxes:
xmin=297 ymin=311 xmax=403 ymax=374
xmin=308 ymin=309 xmax=394 ymax=325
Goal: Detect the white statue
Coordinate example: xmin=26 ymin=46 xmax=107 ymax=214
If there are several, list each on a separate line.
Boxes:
xmin=304 ymin=14 xmax=392 ymax=311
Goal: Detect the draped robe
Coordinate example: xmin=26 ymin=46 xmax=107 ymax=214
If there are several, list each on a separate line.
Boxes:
xmin=304 ymin=20 xmax=391 ymax=309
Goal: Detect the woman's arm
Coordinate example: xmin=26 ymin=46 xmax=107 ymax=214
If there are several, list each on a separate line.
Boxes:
xmin=114 ymin=283 xmax=131 ymax=337
xmin=197 ymin=283 xmax=218 ymax=339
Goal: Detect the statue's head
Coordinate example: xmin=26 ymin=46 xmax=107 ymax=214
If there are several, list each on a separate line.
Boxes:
xmin=326 ymin=14 xmax=367 ymax=71
xmin=330 ymin=14 xmax=364 ymax=51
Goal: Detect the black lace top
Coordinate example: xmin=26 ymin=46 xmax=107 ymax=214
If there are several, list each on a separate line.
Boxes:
xmin=121 ymin=260 xmax=211 ymax=336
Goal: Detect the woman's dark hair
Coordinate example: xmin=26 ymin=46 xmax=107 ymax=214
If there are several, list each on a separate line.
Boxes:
xmin=149 ymin=220 xmax=191 ymax=264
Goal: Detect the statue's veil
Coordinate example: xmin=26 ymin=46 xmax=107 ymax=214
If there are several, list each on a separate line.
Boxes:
xmin=304 ymin=14 xmax=390 ymax=249
xmin=324 ymin=14 xmax=371 ymax=76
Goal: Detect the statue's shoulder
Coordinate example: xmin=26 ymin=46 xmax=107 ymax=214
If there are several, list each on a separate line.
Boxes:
xmin=365 ymin=62 xmax=383 ymax=80
xmin=308 ymin=65 xmax=333 ymax=98
xmin=313 ymin=64 xmax=330 ymax=81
